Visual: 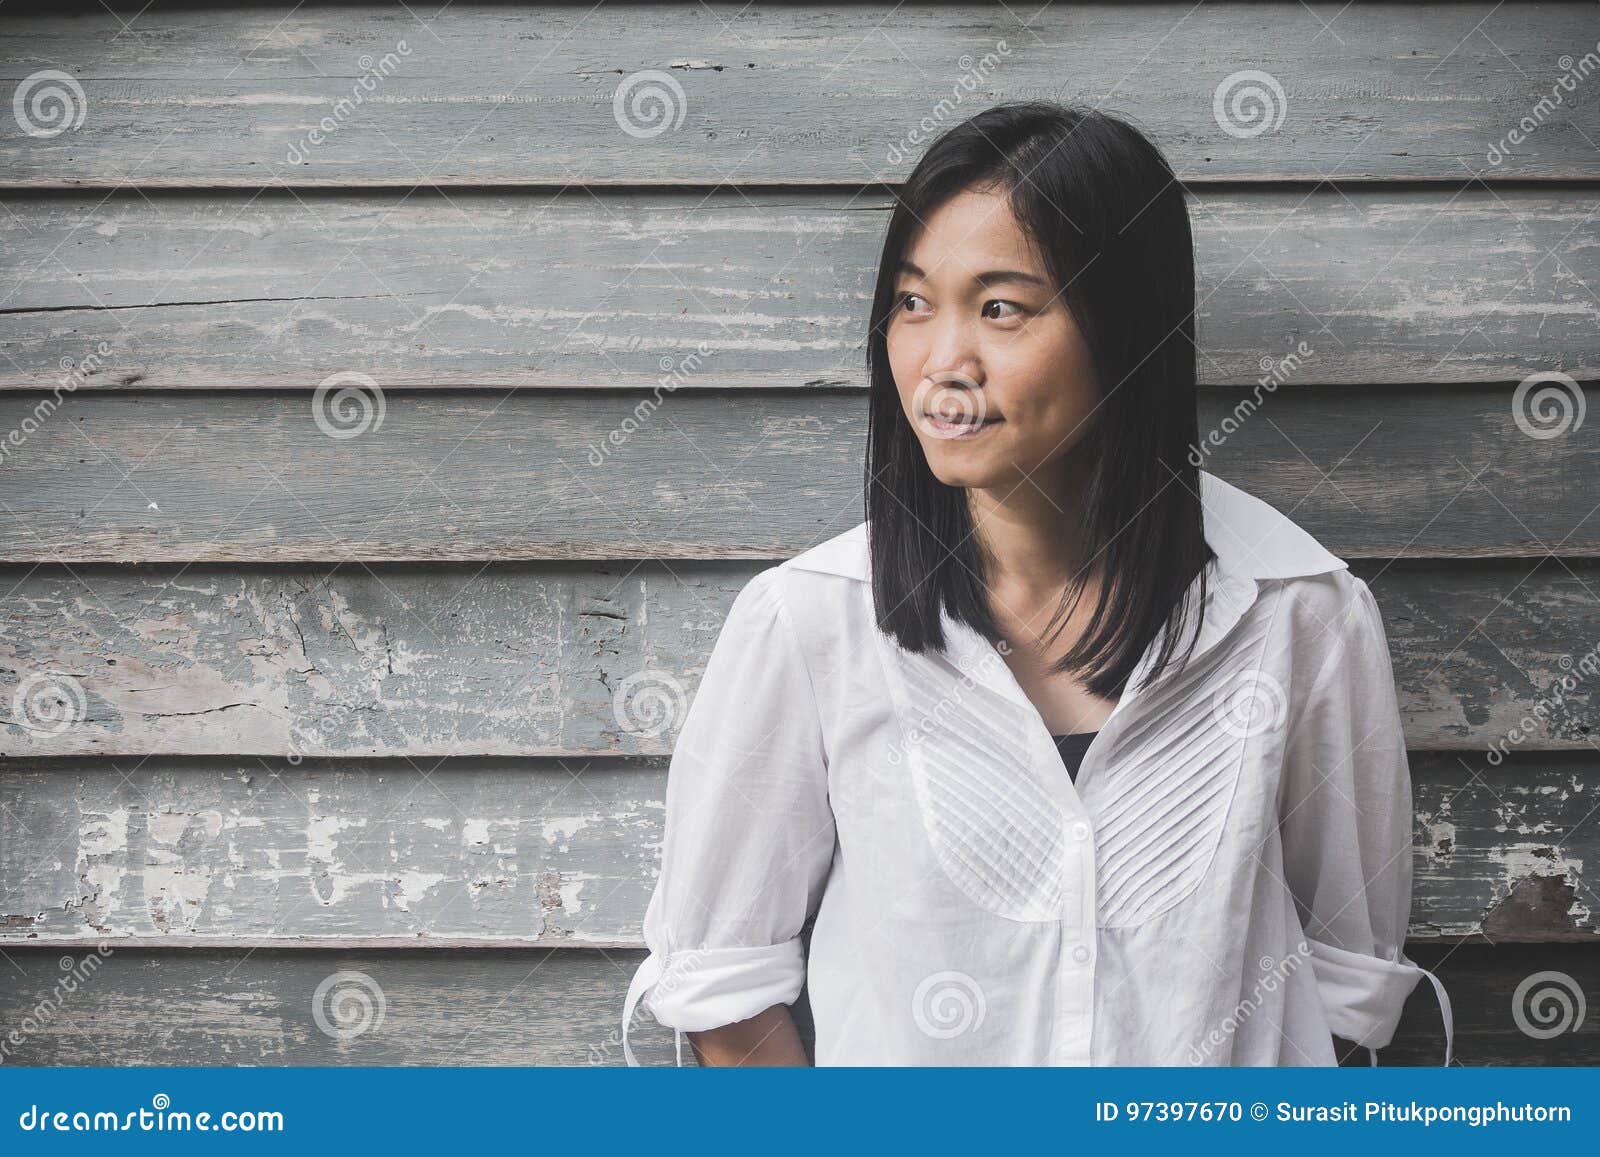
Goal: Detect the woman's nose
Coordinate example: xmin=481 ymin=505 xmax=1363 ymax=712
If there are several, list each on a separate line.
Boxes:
xmin=924 ymin=317 xmax=980 ymax=383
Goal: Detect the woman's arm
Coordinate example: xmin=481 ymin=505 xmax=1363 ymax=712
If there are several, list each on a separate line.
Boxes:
xmin=688 ymin=1003 xmax=811 ymax=1066
xmin=1278 ymin=573 xmax=1448 ymax=1063
xmin=620 ymin=568 xmax=836 ymax=1066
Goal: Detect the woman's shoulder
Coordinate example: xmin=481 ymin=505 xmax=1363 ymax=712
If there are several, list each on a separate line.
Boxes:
xmin=726 ymin=520 xmax=872 ymax=655
xmin=777 ymin=519 xmax=870 ymax=583
xmin=1255 ymin=565 xmax=1390 ymax=693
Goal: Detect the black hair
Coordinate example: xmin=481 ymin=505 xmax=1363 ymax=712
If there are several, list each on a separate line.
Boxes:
xmin=864 ymin=101 xmax=1214 ymax=699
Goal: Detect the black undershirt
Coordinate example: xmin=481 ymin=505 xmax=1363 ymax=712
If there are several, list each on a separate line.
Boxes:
xmin=1049 ymin=731 xmax=1099 ymax=782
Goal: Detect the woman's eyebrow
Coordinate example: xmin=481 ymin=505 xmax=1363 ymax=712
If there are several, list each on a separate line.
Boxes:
xmin=895 ymin=258 xmax=1049 ymax=289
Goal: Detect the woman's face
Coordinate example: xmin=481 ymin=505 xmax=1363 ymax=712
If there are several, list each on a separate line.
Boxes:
xmin=885 ymin=186 xmax=1101 ymax=494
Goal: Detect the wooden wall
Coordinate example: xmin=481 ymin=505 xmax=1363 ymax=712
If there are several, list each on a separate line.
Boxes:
xmin=1 ymin=1 xmax=1596 ymax=1065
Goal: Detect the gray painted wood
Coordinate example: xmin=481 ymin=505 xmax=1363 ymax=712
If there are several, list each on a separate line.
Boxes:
xmin=0 ymin=944 xmax=1591 ymax=1065
xmin=1 ymin=386 xmax=1597 ymax=564
xmin=1 ymin=188 xmax=1595 ymax=390
xmin=2 ymin=3 xmax=1596 ymax=187
xmin=2 ymin=560 xmax=1598 ymax=759
xmin=0 ymin=758 xmax=663 ymax=945
xmin=4 ymin=0 xmax=1596 ymax=1070
xmin=1 ymin=751 xmax=1593 ymax=943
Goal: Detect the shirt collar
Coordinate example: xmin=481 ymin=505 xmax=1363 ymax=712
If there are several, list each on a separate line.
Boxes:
xmin=787 ymin=471 xmax=1350 ymax=726
xmin=786 ymin=469 xmax=1348 ymax=585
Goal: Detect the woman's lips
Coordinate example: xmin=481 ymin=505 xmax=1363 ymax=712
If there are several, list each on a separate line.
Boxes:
xmin=925 ymin=413 xmax=1002 ymax=439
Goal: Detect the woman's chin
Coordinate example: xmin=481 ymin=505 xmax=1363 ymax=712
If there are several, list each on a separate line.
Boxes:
xmin=923 ymin=455 xmax=1018 ymax=491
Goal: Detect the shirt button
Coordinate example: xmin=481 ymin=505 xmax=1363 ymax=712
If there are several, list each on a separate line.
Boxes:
xmin=1071 ymin=943 xmax=1092 ymax=964
xmin=1070 ymin=820 xmax=1090 ymax=841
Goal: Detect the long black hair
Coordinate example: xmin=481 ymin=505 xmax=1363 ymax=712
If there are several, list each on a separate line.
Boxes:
xmin=864 ymin=101 xmax=1215 ymax=700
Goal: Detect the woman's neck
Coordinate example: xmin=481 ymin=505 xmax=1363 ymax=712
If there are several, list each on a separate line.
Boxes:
xmin=966 ymin=460 xmax=1096 ymax=600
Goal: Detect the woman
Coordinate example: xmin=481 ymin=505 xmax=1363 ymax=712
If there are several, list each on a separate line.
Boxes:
xmin=621 ymin=102 xmax=1451 ymax=1066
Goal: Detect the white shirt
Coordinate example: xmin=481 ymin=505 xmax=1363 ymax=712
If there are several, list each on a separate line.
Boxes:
xmin=622 ymin=469 xmax=1453 ymax=1066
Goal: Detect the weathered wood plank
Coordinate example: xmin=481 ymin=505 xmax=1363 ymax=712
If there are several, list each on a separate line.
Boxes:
xmin=0 ymin=751 xmax=1592 ymax=943
xmin=2 ymin=560 xmax=1597 ymax=758
xmin=1 ymin=188 xmax=1595 ymax=390
xmin=0 ymin=943 xmax=1591 ymax=1065
xmin=0 ymin=758 xmax=663 ymax=945
xmin=2 ymin=3 xmax=1596 ymax=187
xmin=1 ymin=385 xmax=1596 ymax=564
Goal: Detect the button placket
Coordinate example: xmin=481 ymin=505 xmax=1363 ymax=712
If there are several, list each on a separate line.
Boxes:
xmin=1049 ymin=808 xmax=1098 ymax=1065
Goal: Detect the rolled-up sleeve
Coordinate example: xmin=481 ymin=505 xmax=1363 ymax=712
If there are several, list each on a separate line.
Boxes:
xmin=621 ymin=566 xmax=835 ymax=1065
xmin=1278 ymin=576 xmax=1448 ymax=1059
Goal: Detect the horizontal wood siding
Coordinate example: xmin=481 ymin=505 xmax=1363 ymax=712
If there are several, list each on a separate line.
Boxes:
xmin=2 ymin=3 xmax=1597 ymax=185
xmin=0 ymin=944 xmax=1590 ymax=1065
xmin=0 ymin=386 xmax=1596 ymax=563
xmin=1 ymin=0 xmax=1596 ymax=1065
xmin=0 ymin=751 xmax=1593 ymax=944
xmin=1 ymin=189 xmax=1595 ymax=390
xmin=2 ymin=560 xmax=1597 ymax=758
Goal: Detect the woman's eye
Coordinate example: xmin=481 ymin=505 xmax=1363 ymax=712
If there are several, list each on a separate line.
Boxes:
xmin=982 ymin=299 xmax=1025 ymax=320
xmin=897 ymin=292 xmax=927 ymax=314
